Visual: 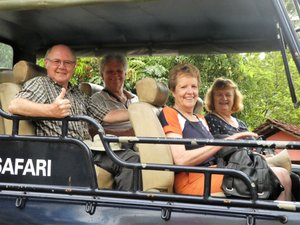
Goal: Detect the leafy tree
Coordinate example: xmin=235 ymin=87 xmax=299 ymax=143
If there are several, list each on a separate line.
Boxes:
xmin=73 ymin=57 xmax=100 ymax=85
xmin=237 ymin=51 xmax=300 ymax=129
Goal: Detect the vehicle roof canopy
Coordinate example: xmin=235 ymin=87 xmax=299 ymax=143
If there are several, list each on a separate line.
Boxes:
xmin=0 ymin=0 xmax=280 ymax=58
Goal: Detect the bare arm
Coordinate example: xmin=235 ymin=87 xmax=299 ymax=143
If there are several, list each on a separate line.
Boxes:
xmin=104 ymin=127 xmax=135 ymax=136
xmin=167 ymin=132 xmax=222 ymax=166
xmin=102 ymin=109 xmax=129 ymax=123
xmin=167 ymin=131 xmax=258 ymax=166
xmin=8 ymin=88 xmax=71 ymax=118
xmin=224 ymin=131 xmax=258 ymax=140
xmin=88 ymin=125 xmax=134 ymax=138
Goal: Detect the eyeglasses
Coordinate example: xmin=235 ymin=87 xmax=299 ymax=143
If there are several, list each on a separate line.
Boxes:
xmin=46 ymin=58 xmax=75 ymax=68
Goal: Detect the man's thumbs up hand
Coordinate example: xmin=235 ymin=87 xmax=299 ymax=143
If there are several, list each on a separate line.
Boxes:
xmin=57 ymin=87 xmax=67 ymax=100
xmin=52 ymin=88 xmax=71 ymax=118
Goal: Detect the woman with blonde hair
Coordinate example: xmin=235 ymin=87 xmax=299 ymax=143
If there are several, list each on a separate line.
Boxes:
xmin=204 ymin=77 xmax=293 ymax=201
xmin=204 ymin=77 xmax=248 ymax=136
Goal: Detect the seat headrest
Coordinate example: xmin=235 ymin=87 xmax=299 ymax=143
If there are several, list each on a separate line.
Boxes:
xmin=79 ymin=82 xmax=103 ymax=96
xmin=193 ymin=97 xmax=204 ymax=114
xmin=13 ymin=60 xmax=47 ymax=84
xmin=135 ymin=78 xmax=168 ymax=107
xmin=0 ymin=70 xmax=14 ymax=83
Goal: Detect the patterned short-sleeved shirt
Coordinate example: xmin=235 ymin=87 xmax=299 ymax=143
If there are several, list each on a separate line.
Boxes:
xmin=205 ymin=113 xmax=248 ymax=137
xmin=91 ymin=89 xmax=138 ymax=131
xmin=16 ymin=76 xmax=109 ymax=140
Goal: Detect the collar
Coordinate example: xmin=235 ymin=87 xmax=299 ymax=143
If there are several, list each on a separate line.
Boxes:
xmin=47 ymin=76 xmax=74 ymax=91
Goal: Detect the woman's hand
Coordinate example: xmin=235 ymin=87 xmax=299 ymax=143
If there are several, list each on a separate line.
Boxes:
xmin=225 ymin=131 xmax=258 ymax=140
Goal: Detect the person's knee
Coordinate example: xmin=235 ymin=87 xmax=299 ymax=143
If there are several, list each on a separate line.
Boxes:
xmin=273 ymin=167 xmax=291 ymax=188
xmin=119 ymin=150 xmax=140 ymax=163
xmin=272 ymin=167 xmax=288 ymax=178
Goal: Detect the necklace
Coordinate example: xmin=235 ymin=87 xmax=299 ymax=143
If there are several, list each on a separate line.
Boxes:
xmin=173 ymin=107 xmax=198 ymax=121
xmin=213 ymin=112 xmax=238 ymax=128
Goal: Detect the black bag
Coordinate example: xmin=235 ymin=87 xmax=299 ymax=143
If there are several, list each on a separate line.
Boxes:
xmin=218 ymin=147 xmax=284 ymax=199
xmin=254 ymin=136 xmax=275 ymax=156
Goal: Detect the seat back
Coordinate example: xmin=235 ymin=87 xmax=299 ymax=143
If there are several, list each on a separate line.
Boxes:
xmin=0 ymin=69 xmax=14 ymax=134
xmin=79 ymin=82 xmax=103 ymax=96
xmin=194 ymin=97 xmax=204 ymax=114
xmin=0 ymin=60 xmax=47 ymax=135
xmin=128 ymin=77 xmax=174 ymax=192
xmin=79 ymin=82 xmax=113 ymax=189
xmin=0 ymin=69 xmax=14 ymax=83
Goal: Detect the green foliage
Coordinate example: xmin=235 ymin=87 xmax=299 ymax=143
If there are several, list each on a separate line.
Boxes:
xmin=236 ymin=52 xmax=300 ymax=129
xmin=73 ymin=57 xmax=100 ymax=85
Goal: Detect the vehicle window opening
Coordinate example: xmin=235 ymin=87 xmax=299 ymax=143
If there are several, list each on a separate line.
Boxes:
xmin=0 ymin=43 xmax=13 ymax=70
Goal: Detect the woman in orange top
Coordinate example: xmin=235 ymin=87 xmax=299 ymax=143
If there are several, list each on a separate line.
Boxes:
xmin=158 ymin=63 xmax=257 ymax=196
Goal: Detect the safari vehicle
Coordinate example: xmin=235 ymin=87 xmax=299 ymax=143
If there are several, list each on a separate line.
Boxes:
xmin=0 ymin=0 xmax=300 ymax=224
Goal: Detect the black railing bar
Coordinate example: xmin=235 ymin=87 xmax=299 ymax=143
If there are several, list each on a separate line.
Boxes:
xmin=0 ymin=188 xmax=234 ymax=205
xmin=132 ymin=167 xmax=141 ymax=192
xmin=0 ymin=167 xmax=257 ymax=196
xmin=0 ymin=183 xmax=96 ymax=194
xmin=0 ymin=187 xmax=246 ymax=207
xmin=0 ymin=110 xmax=102 ymax=128
xmin=61 ymin=119 xmax=68 ymax=138
xmin=1 ymin=188 xmax=298 ymax=214
xmin=0 ymin=110 xmax=65 ymax=122
xmin=203 ymin=172 xmax=212 ymax=200
xmin=0 ymin=109 xmax=103 ymax=136
xmin=0 ymin=109 xmax=14 ymax=119
xmin=0 ymin=135 xmax=86 ymax=143
xmin=6 ymin=130 xmax=300 ymax=150
xmin=11 ymin=117 xmax=20 ymax=135
xmin=103 ymin=135 xmax=300 ymax=149
xmin=90 ymin=201 xmax=288 ymax=224
xmin=94 ymin=190 xmax=297 ymax=213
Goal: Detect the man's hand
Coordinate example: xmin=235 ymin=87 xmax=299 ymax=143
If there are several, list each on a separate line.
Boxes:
xmin=51 ymin=88 xmax=71 ymax=118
